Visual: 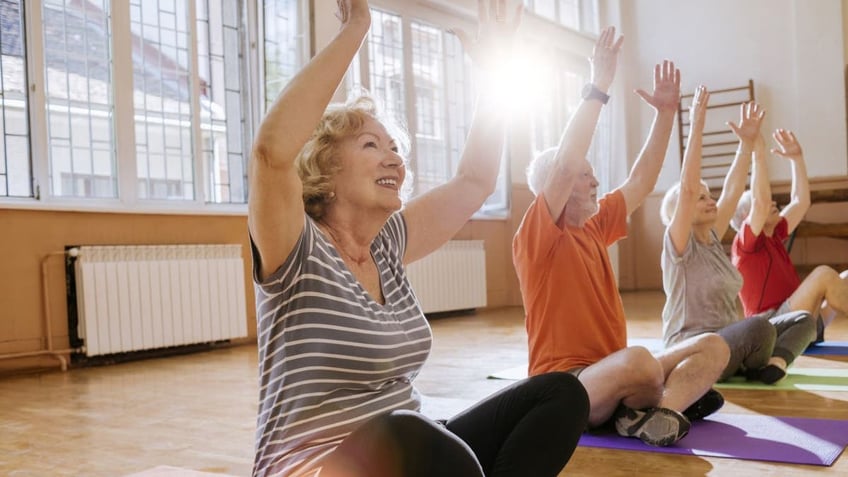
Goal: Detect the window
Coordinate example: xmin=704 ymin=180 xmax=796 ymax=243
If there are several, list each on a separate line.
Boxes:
xmin=263 ymin=0 xmax=306 ymax=111
xmin=0 ymin=0 xmax=31 ymax=198
xmin=3 ymin=0 xmax=306 ymax=210
xmin=43 ymin=0 xmax=116 ymax=199
xmin=130 ymin=0 xmax=194 ymax=200
xmin=523 ymin=0 xmax=598 ymax=33
xmin=354 ymin=8 xmax=507 ymax=216
xmin=197 ymin=0 xmax=249 ymax=203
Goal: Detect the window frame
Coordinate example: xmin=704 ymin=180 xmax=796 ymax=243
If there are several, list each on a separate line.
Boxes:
xmin=0 ymin=0 xmax=309 ymax=215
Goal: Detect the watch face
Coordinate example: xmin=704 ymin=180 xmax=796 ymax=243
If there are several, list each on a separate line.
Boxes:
xmin=581 ymin=84 xmax=593 ymax=99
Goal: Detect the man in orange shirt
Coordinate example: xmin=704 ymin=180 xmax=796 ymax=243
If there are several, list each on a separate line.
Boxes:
xmin=513 ymin=27 xmax=729 ymax=447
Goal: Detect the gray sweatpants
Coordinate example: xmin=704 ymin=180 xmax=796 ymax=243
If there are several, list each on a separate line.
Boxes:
xmin=716 ymin=310 xmax=817 ymax=381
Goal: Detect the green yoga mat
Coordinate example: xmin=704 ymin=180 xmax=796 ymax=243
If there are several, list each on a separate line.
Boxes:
xmin=715 ymin=367 xmax=848 ymax=391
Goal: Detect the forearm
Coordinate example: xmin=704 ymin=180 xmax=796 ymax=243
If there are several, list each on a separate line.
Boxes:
xmin=721 ymin=143 xmax=753 ymax=199
xmin=629 ymin=110 xmax=675 ymax=191
xmin=680 ymin=117 xmax=705 ymax=192
xmin=790 ymin=158 xmax=811 ymax=207
xmin=749 ymin=149 xmax=771 ymax=230
xmin=551 ymin=99 xmax=604 ymax=174
xmin=253 ymin=22 xmax=370 ymax=164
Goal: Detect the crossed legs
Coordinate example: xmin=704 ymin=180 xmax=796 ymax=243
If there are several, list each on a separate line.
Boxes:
xmin=577 ymin=333 xmax=728 ymax=427
xmin=788 ymin=266 xmax=848 ymax=330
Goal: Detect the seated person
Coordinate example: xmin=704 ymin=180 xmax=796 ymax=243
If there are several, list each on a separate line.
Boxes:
xmin=660 ymin=92 xmax=817 ymax=385
xmin=730 ymin=129 xmax=848 ymax=342
xmin=513 ymin=27 xmax=729 ymax=448
xmin=249 ymin=2 xmax=590 ymax=476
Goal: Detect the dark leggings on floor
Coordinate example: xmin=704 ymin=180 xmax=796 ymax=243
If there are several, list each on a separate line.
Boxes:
xmin=717 ymin=311 xmax=817 ymax=381
xmin=320 ymin=372 xmax=589 ymax=477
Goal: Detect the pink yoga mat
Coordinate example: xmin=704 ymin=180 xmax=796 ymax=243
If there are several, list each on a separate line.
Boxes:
xmin=579 ymin=413 xmax=848 ymax=466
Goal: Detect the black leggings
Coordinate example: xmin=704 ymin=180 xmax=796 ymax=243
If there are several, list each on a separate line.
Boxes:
xmin=320 ymin=372 xmax=589 ymax=477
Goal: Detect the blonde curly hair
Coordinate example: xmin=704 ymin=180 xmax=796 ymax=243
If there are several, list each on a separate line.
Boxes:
xmin=296 ymin=95 xmax=410 ymax=220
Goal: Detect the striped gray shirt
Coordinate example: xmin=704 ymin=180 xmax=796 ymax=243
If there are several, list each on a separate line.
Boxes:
xmin=251 ymin=213 xmax=432 ymax=476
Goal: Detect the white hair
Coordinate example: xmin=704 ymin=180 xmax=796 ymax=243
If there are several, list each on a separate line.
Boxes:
xmin=526 ymin=147 xmax=558 ymax=196
xmin=660 ymin=180 xmax=711 ymax=226
xmin=730 ymin=190 xmax=753 ymax=232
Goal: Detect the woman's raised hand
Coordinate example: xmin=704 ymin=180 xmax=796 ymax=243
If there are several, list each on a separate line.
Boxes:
xmin=689 ymin=85 xmax=710 ymax=125
xmin=771 ymin=129 xmax=803 ymax=161
xmin=635 ymin=60 xmax=680 ymax=113
xmin=727 ymin=101 xmax=765 ymax=145
xmin=335 ymin=0 xmax=370 ymax=27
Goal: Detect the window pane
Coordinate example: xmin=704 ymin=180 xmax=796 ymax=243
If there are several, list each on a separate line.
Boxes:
xmin=444 ymin=32 xmax=472 ymax=180
xmin=368 ymin=9 xmax=404 ymax=122
xmin=197 ymin=0 xmax=247 ymax=204
xmin=131 ymin=0 xmax=194 ymax=200
xmin=264 ymin=0 xmax=303 ymax=111
xmin=579 ymin=0 xmax=599 ymax=34
xmin=533 ymin=0 xmax=557 ymax=22
xmin=558 ymin=0 xmax=579 ymax=29
xmin=0 ymin=0 xmax=31 ymax=197
xmin=43 ymin=0 xmax=116 ymax=198
xmin=410 ymin=21 xmax=445 ymax=196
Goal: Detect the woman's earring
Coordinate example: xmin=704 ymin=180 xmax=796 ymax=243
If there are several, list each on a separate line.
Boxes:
xmin=328 ymin=191 xmax=335 ymax=199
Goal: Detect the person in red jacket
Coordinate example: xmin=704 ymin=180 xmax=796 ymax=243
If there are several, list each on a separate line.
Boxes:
xmin=730 ymin=129 xmax=848 ymax=342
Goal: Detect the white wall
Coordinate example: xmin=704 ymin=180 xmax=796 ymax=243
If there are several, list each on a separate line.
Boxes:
xmin=614 ymin=0 xmax=848 ymax=191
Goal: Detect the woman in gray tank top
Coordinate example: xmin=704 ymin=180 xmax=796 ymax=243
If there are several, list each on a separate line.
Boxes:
xmin=659 ymin=87 xmax=816 ymax=385
xmin=247 ymin=1 xmax=589 ymax=476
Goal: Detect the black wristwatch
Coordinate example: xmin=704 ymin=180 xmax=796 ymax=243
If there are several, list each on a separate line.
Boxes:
xmin=581 ymin=83 xmax=610 ymax=104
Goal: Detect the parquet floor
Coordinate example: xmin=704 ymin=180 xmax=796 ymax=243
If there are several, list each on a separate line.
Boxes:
xmin=1 ymin=291 xmax=846 ymax=476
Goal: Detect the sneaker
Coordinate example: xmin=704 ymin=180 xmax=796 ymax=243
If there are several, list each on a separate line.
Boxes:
xmin=614 ymin=406 xmax=691 ymax=447
xmin=683 ymin=388 xmax=724 ymax=421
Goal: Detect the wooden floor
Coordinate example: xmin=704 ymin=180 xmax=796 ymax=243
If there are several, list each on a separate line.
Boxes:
xmin=2 ymin=291 xmax=847 ymax=476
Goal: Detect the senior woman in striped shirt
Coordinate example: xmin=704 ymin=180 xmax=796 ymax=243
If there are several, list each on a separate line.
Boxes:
xmin=247 ymin=1 xmax=589 ymax=476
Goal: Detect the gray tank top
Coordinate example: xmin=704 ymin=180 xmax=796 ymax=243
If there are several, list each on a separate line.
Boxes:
xmin=661 ymin=228 xmax=743 ymax=346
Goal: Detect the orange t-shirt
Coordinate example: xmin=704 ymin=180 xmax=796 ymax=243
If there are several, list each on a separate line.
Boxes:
xmin=513 ymin=190 xmax=629 ymax=376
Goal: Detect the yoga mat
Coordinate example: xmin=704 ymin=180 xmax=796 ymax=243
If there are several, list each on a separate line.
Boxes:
xmin=716 ymin=367 xmax=848 ymax=392
xmin=805 ymin=341 xmax=848 ymax=356
xmin=579 ymin=413 xmax=848 ymax=466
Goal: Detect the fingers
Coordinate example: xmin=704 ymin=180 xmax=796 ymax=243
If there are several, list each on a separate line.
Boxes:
xmin=727 ymin=121 xmax=740 ymax=136
xmin=634 ymin=88 xmax=652 ymax=104
xmin=611 ymin=34 xmax=624 ymax=53
xmin=653 ymin=63 xmax=661 ymax=85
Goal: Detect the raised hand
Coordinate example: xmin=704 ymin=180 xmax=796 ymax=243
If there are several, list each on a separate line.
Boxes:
xmin=590 ymin=26 xmax=624 ymax=92
xmin=771 ymin=129 xmax=803 ymax=161
xmin=689 ymin=85 xmax=710 ymax=125
xmin=635 ymin=60 xmax=680 ymax=112
xmin=453 ymin=0 xmax=523 ymax=73
xmin=727 ymin=101 xmax=765 ymax=145
xmin=335 ymin=0 xmax=370 ymax=27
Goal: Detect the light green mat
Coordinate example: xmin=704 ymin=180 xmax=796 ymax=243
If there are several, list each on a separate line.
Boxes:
xmin=715 ymin=367 xmax=848 ymax=391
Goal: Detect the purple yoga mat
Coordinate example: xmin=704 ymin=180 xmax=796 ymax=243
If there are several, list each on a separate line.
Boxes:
xmin=579 ymin=413 xmax=848 ymax=466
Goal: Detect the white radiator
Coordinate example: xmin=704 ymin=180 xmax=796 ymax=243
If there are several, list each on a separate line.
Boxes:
xmin=405 ymin=240 xmax=487 ymax=314
xmin=74 ymin=244 xmax=248 ymax=357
